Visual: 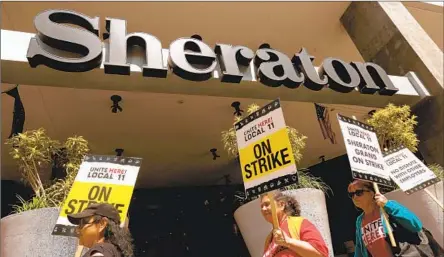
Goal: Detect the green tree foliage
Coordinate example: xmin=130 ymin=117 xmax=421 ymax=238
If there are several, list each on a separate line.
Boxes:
xmin=366 ymin=104 xmax=419 ymax=152
xmin=5 ymin=128 xmax=89 ymax=213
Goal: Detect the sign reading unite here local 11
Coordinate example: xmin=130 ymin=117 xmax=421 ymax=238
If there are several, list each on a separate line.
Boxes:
xmin=383 ymin=146 xmax=441 ymax=195
xmin=52 ymin=155 xmax=141 ymax=237
xmin=337 ymin=114 xmax=393 ymax=187
xmin=235 ymin=99 xmax=298 ymax=199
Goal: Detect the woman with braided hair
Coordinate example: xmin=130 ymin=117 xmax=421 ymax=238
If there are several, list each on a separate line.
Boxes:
xmin=261 ymin=191 xmax=329 ymax=257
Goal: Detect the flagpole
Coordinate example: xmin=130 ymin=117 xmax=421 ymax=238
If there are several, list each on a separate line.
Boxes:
xmin=315 ymin=103 xmax=328 ymax=139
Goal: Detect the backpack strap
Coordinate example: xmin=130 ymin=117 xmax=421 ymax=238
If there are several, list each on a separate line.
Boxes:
xmin=287 ymin=216 xmax=304 ymax=240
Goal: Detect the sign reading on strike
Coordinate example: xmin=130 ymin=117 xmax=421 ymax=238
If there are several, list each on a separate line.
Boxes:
xmin=383 ymin=146 xmax=440 ymax=194
xmin=52 ymin=155 xmax=142 ymax=237
xmin=235 ymin=99 xmax=298 ymax=199
xmin=337 ymin=114 xmax=393 ymax=187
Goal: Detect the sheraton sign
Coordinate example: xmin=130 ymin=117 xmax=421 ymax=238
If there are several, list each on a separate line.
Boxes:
xmin=27 ymin=9 xmax=399 ymax=96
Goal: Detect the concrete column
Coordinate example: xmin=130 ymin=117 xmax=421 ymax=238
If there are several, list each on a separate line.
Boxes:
xmin=341 ymin=2 xmax=444 ymax=165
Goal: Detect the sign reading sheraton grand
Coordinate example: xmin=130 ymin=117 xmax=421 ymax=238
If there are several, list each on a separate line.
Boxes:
xmin=27 ymin=9 xmax=399 ymax=96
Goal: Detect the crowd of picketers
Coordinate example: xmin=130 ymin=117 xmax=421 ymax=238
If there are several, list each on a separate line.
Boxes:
xmin=71 ymin=179 xmax=443 ymax=257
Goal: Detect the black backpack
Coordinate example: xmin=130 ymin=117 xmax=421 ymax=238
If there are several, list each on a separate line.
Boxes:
xmin=385 ymin=215 xmax=444 ymax=257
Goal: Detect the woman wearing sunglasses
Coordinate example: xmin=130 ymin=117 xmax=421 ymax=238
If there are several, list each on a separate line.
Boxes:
xmin=68 ymin=203 xmax=134 ymax=257
xmin=347 ymin=179 xmax=444 ymax=257
xmin=261 ymin=190 xmax=329 ymax=257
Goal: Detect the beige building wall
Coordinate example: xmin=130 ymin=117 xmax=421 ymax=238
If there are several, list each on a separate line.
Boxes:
xmin=404 ymin=2 xmax=444 ymax=50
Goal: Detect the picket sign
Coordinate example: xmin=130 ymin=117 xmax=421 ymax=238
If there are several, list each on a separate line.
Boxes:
xmin=54 ymin=155 xmax=141 ymax=257
xmin=349 ymin=115 xmax=397 ymax=247
xmin=383 ymin=146 xmax=444 ymax=210
xmin=234 ymin=99 xmax=299 ymax=230
xmin=53 ymin=155 xmax=141 ymax=238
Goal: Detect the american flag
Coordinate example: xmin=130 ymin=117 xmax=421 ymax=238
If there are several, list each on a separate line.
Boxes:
xmin=314 ymin=103 xmax=336 ymax=144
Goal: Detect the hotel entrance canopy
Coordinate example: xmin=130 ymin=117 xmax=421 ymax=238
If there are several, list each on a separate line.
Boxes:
xmin=1 ymin=1 xmax=440 ymax=188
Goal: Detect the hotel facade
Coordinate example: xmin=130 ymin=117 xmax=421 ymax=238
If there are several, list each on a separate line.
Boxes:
xmin=1 ymin=2 xmax=443 ymax=257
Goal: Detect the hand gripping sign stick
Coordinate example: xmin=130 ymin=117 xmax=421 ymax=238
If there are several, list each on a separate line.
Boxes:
xmin=351 ymin=116 xmax=397 ymax=247
xmin=372 ymin=182 xmax=397 ymax=247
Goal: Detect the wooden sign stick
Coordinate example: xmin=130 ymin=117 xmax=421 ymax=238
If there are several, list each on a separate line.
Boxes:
xmin=268 ymin=191 xmax=280 ymax=230
xmin=373 ymin=182 xmax=396 ymax=247
xmin=74 ymin=245 xmax=84 ymax=257
xmin=424 ymin=188 xmax=444 ymax=211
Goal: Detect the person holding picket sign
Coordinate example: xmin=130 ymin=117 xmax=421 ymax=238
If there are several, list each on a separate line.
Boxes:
xmin=68 ymin=203 xmax=134 ymax=257
xmin=348 ymin=179 xmax=444 ymax=257
xmin=261 ymin=190 xmax=329 ymax=257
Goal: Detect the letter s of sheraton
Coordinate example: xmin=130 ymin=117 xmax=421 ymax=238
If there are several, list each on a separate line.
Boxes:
xmin=27 ymin=9 xmax=103 ymax=72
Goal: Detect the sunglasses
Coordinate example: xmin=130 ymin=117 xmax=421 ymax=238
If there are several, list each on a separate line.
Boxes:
xmin=348 ymin=189 xmax=371 ymax=198
xmin=77 ymin=217 xmax=99 ymax=230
